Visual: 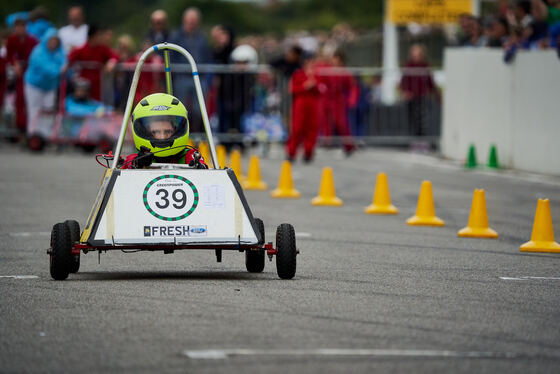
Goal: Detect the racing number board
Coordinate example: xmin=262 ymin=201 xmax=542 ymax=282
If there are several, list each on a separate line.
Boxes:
xmin=143 ymin=174 xmax=199 ymax=222
xmin=84 ymin=169 xmax=260 ymax=246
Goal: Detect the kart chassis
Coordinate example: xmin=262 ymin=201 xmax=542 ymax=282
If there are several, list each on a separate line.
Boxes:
xmin=47 ymin=43 xmax=297 ymax=280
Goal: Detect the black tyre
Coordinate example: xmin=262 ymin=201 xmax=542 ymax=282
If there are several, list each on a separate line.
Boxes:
xmin=28 ymin=134 xmax=45 ymax=152
xmin=276 ymin=223 xmax=297 ymax=279
xmin=64 ymin=220 xmax=80 ymax=273
xmin=50 ymin=223 xmax=72 ymax=280
xmin=246 ymin=218 xmax=265 ymax=273
xmin=255 ymin=217 xmax=265 ymax=245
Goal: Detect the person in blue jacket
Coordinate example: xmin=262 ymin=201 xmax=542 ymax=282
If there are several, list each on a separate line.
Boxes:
xmin=64 ymin=77 xmax=114 ymax=137
xmin=26 ymin=6 xmax=54 ymax=40
xmin=65 ymin=77 xmax=109 ymax=117
xmin=24 ymin=27 xmax=66 ymax=132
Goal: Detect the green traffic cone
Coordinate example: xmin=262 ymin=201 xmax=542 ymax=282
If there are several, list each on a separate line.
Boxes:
xmin=487 ymin=144 xmax=499 ymax=169
xmin=465 ymin=144 xmax=478 ymax=169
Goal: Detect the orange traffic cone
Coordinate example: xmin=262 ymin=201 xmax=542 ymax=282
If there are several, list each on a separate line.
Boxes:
xmin=229 ymin=149 xmax=244 ymax=182
xmin=458 ymin=189 xmax=498 ymax=238
xmin=216 ymin=144 xmax=227 ymax=169
xmin=243 ymin=155 xmax=268 ymax=190
xmin=311 ymin=167 xmax=343 ymax=206
xmin=520 ymin=199 xmax=560 ymax=253
xmin=406 ymin=181 xmax=445 ymax=226
xmin=270 ymin=161 xmax=300 ymax=198
xmin=198 ymin=141 xmax=213 ymax=168
xmin=365 ymin=172 xmax=398 ymax=214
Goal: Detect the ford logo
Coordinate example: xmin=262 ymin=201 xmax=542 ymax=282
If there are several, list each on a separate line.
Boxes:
xmin=190 ymin=228 xmax=206 ymax=234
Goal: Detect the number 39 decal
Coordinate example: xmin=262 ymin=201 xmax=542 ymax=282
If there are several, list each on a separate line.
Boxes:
xmin=143 ymin=175 xmax=199 ymax=221
xmin=154 ymin=189 xmax=187 ymax=209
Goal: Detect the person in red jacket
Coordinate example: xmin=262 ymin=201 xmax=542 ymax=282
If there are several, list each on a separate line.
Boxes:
xmin=114 ymin=37 xmax=163 ymax=109
xmin=68 ymin=25 xmax=119 ymax=101
xmin=321 ymin=49 xmax=358 ymax=155
xmin=285 ymin=54 xmax=326 ymax=163
xmin=6 ymin=18 xmax=38 ymax=133
xmin=399 ymin=44 xmax=438 ymax=136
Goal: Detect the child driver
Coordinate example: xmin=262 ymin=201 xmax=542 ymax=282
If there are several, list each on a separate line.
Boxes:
xmin=122 ymin=93 xmax=208 ymax=169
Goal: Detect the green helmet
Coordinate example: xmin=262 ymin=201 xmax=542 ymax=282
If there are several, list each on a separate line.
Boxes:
xmin=131 ymin=93 xmax=189 ymax=158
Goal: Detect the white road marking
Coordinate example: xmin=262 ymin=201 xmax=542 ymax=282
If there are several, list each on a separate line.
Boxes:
xmin=8 ymin=232 xmax=50 ymax=237
xmin=500 ymin=276 xmax=560 ymax=281
xmin=0 ymin=275 xmax=39 ymax=279
xmin=295 ymin=232 xmax=312 ymax=238
xmin=182 ymin=349 xmax=518 ymax=360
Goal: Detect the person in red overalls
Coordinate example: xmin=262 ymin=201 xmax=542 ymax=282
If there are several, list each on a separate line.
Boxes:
xmin=314 ymin=51 xmax=333 ymax=141
xmin=6 ymin=18 xmax=38 ymax=133
xmin=322 ymin=49 xmax=358 ymax=155
xmin=285 ymin=54 xmax=326 ymax=163
xmin=68 ymin=25 xmax=119 ymax=101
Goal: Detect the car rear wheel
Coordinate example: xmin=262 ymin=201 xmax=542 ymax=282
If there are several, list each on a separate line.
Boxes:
xmin=276 ymin=223 xmax=296 ymax=279
xmin=50 ymin=223 xmax=72 ymax=280
xmin=64 ymin=220 xmax=80 ymax=273
xmin=246 ymin=218 xmax=265 ymax=273
xmin=28 ymin=134 xmax=45 ymax=152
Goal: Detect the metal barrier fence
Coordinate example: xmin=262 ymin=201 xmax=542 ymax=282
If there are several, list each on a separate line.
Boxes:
xmin=1 ymin=62 xmax=442 ymax=147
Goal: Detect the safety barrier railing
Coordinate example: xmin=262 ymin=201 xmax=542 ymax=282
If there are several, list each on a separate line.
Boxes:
xmin=1 ymin=62 xmax=442 ymax=147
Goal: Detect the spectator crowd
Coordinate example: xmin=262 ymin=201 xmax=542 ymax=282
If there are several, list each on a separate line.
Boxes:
xmin=0 ymin=4 xmax=372 ymax=161
xmin=454 ymin=0 xmax=560 ymax=61
xmin=0 ymin=0 xmax=558 ymax=160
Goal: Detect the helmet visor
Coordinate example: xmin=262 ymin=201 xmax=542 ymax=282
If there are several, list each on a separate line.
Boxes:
xmin=133 ymin=115 xmax=188 ymax=148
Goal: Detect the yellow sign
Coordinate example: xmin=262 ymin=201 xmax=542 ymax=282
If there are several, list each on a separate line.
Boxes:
xmin=387 ymin=0 xmax=473 ymax=25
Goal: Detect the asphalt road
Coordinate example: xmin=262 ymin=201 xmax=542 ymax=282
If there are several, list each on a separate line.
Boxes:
xmin=1 ymin=143 xmax=559 ymax=373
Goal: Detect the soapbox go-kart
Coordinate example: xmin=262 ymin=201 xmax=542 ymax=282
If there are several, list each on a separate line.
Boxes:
xmin=47 ymin=43 xmax=298 ymax=280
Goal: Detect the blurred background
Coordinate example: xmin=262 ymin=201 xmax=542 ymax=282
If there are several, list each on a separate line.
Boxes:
xmin=0 ymin=0 xmax=558 ymax=173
